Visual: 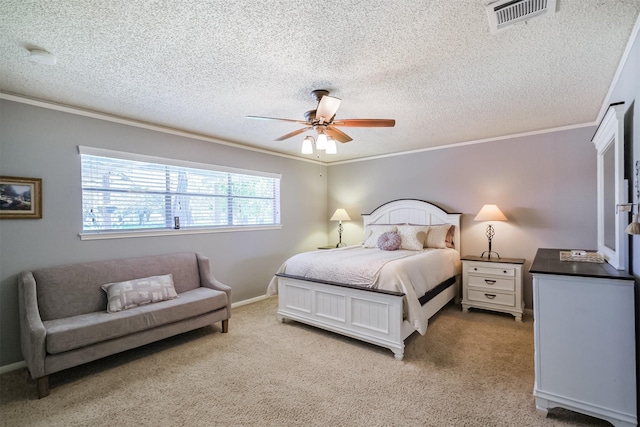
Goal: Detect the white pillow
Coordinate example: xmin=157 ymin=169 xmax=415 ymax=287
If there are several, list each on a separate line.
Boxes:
xmin=102 ymin=274 xmax=178 ymax=313
xmin=396 ymin=224 xmax=429 ymax=251
xmin=425 ymin=224 xmax=452 ymax=249
xmin=363 ymin=225 xmax=397 ymax=248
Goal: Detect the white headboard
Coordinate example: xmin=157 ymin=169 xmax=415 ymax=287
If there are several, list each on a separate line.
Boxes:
xmin=362 ymin=199 xmax=461 ymax=253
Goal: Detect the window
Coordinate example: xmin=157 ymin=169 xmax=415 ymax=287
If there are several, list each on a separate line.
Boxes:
xmin=79 ymin=146 xmax=280 ymax=237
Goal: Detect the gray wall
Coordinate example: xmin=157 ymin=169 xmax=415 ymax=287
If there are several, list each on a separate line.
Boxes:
xmin=327 ymin=127 xmax=599 ymax=310
xmin=0 ymin=100 xmax=328 ymax=366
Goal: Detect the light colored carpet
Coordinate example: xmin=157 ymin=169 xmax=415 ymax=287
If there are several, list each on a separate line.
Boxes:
xmin=1 ymin=297 xmax=610 ymax=426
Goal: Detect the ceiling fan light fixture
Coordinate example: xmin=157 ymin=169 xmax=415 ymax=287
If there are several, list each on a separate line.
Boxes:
xmin=301 ymin=136 xmax=314 ymax=154
xmin=246 ymin=89 xmax=395 ymax=155
xmin=316 ymin=132 xmax=328 ymax=150
xmin=326 ymin=137 xmax=337 ymax=154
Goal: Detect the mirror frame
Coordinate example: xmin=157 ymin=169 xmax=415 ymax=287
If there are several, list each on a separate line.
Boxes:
xmin=592 ymin=103 xmax=627 ymax=270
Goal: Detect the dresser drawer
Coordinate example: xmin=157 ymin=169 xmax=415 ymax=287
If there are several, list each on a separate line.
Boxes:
xmin=468 ymin=275 xmax=515 ymax=292
xmin=467 ymin=265 xmax=515 ymax=277
xmin=468 ymin=289 xmax=515 ymax=307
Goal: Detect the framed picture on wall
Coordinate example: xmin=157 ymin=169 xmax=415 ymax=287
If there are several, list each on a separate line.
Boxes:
xmin=0 ymin=176 xmax=42 ymax=219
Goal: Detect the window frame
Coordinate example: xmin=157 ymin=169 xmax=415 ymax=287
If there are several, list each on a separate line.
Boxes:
xmin=78 ymin=146 xmax=282 ymax=240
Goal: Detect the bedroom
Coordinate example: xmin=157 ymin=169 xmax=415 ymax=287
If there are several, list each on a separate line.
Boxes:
xmin=1 ymin=1 xmax=640 ymax=425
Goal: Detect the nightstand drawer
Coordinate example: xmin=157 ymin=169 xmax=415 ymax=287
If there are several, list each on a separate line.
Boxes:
xmin=467 ymin=289 xmax=515 ymax=307
xmin=468 ymin=275 xmax=515 ymax=292
xmin=467 ymin=265 xmax=515 ymax=277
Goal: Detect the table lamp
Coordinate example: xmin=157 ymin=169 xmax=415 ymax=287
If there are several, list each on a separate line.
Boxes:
xmin=330 ymin=208 xmax=351 ymax=247
xmin=474 ymin=204 xmax=508 ymax=259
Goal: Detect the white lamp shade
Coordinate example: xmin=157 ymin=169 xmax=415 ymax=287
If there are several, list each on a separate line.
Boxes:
xmin=301 ymin=137 xmax=313 ymax=154
xmin=326 ymin=137 xmax=337 ymax=154
xmin=330 ymin=208 xmax=351 ymax=221
xmin=316 ymin=133 xmax=328 ymax=150
xmin=474 ymin=204 xmax=507 ymax=221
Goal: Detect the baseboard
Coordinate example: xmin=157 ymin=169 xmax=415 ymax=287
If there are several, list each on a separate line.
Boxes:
xmin=0 ymin=360 xmax=26 ymax=375
xmin=0 ymin=294 xmax=272 ymax=374
xmin=231 ymin=294 xmax=271 ymax=308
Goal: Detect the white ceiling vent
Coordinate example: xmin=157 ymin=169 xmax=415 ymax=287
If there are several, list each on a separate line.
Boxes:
xmin=486 ymin=0 xmax=557 ymax=33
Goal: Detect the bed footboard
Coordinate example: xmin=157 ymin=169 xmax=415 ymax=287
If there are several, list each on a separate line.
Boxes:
xmin=275 ymin=274 xmax=407 ymax=360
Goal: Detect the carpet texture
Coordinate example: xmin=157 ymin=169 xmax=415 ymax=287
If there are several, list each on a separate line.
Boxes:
xmin=0 ymin=298 xmax=610 ymax=426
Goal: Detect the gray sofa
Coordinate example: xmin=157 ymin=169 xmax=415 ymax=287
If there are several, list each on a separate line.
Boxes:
xmin=18 ymin=252 xmax=231 ymax=398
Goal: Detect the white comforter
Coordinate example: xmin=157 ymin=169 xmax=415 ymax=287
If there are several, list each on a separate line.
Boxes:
xmin=267 ymin=246 xmax=461 ymax=334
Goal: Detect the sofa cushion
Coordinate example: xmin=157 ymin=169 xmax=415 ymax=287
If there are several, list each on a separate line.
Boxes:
xmin=43 ymin=287 xmax=227 ymax=354
xmin=102 ymin=274 xmax=178 ymax=313
xmin=33 ymin=253 xmax=203 ymax=321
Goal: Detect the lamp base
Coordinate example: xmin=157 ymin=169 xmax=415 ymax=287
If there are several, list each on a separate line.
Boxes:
xmin=336 ymin=222 xmax=345 ymax=248
xmin=480 ymin=250 xmax=501 ymax=260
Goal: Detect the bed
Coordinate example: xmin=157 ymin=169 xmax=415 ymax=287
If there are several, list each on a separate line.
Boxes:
xmin=267 ymin=199 xmax=461 ymax=360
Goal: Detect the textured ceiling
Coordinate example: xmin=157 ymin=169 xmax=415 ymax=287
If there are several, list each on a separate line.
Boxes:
xmin=1 ymin=1 xmax=639 ymax=163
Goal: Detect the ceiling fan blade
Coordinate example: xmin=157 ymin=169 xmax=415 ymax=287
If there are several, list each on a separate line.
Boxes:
xmin=316 ymin=96 xmax=341 ymax=122
xmin=275 ymin=127 xmax=312 ymax=141
xmin=332 ymin=119 xmax=396 ymax=127
xmin=325 ymin=126 xmax=353 ymax=143
xmin=246 ymin=115 xmax=308 ymax=124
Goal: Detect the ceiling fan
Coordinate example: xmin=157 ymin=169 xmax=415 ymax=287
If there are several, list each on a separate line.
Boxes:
xmin=246 ymin=89 xmax=395 ymax=144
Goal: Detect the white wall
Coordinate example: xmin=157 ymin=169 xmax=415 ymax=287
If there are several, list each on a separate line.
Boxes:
xmin=0 ymin=99 xmax=328 ymax=366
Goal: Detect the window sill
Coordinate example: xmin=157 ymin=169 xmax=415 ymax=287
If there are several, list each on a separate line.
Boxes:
xmin=79 ymin=225 xmax=282 ymax=240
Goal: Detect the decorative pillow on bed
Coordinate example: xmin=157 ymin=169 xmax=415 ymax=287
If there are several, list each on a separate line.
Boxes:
xmin=396 ymin=224 xmax=429 ymax=251
xmin=425 ymin=224 xmax=453 ymax=249
xmin=377 ymin=231 xmax=402 ymax=251
xmin=101 ymin=274 xmax=178 ymax=313
xmin=445 ymin=225 xmax=455 ymax=248
xmin=363 ymin=225 xmax=397 ymax=247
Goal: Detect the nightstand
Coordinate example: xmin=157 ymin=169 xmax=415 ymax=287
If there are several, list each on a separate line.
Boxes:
xmin=461 ymin=255 xmax=525 ymax=321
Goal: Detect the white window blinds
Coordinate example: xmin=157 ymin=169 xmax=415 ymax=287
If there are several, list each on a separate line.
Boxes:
xmin=79 ymin=147 xmax=280 ymax=233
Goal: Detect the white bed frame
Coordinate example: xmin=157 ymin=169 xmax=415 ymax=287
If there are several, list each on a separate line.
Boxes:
xmin=275 ymin=199 xmax=461 ymax=360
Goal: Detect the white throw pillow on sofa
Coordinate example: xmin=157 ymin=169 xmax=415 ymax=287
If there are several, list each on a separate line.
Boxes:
xmin=101 ymin=274 xmax=178 ymax=313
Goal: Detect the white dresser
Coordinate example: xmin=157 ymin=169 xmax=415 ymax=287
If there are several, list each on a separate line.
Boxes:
xmin=461 ymin=256 xmax=525 ymax=321
xmin=530 ymin=248 xmax=637 ymax=427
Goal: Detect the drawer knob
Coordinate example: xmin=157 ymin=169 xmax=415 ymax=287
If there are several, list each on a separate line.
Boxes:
xmin=473 ymin=267 xmax=478 ymax=271
xmin=503 ymin=270 xmax=507 ymax=274
xmin=484 ymin=279 xmax=496 ymax=285
xmin=484 ymin=294 xmax=496 ymax=299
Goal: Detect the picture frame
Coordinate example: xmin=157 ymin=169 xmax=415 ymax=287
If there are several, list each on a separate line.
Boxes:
xmin=0 ymin=176 xmax=42 ymax=219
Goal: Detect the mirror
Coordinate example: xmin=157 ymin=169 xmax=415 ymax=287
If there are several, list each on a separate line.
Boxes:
xmin=603 ymin=142 xmax=615 ymax=250
xmin=593 ymin=103 xmax=627 ymax=270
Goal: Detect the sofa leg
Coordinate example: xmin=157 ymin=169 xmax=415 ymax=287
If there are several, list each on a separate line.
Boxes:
xmin=221 ymin=319 xmax=229 ymax=333
xmin=37 ymin=375 xmax=50 ymax=398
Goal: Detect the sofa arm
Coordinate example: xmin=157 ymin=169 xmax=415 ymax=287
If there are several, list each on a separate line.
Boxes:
xmin=18 ymin=271 xmax=47 ymax=379
xmin=196 ymin=254 xmax=231 ymax=318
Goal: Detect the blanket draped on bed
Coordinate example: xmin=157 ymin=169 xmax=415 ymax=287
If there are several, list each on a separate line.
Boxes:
xmin=278 ymin=246 xmax=416 ymax=288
